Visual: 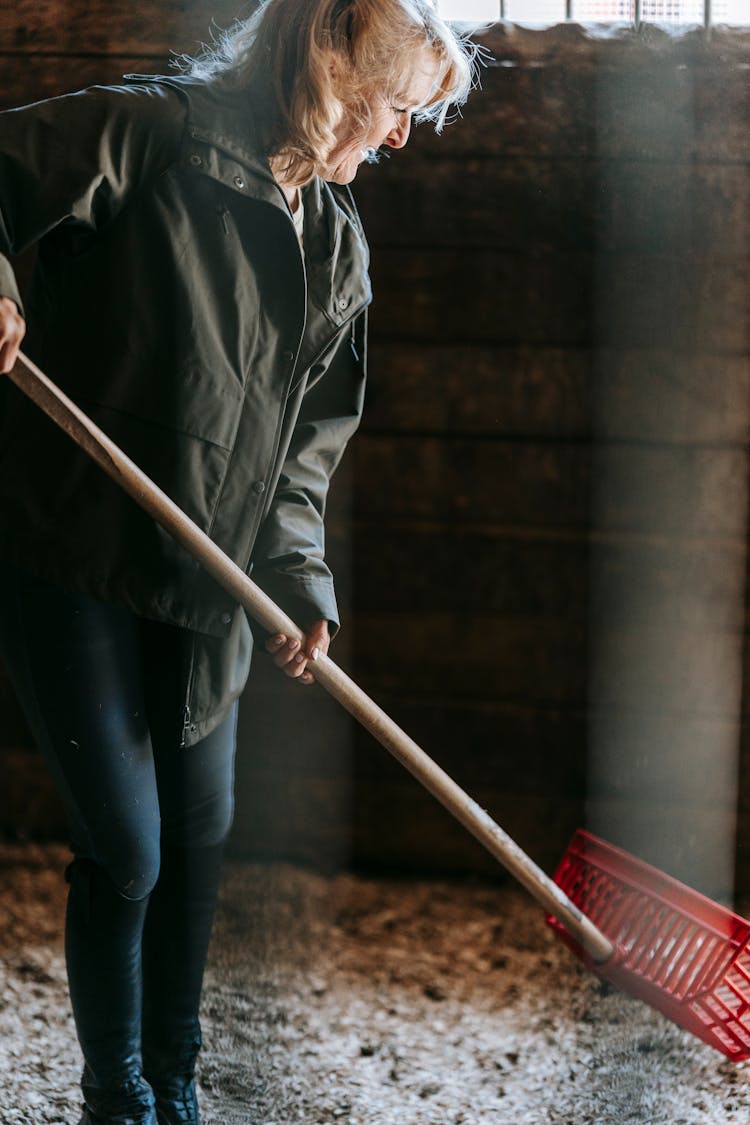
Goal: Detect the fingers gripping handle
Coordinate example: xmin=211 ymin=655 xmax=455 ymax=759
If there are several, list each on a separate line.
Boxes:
xmin=9 ymin=351 xmax=614 ymax=964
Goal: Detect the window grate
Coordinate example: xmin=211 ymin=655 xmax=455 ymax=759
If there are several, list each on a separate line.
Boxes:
xmin=438 ymin=0 xmax=750 ymax=26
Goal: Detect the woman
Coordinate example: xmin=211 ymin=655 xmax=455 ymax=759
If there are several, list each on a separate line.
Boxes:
xmin=0 ymin=1 xmax=476 ymax=1122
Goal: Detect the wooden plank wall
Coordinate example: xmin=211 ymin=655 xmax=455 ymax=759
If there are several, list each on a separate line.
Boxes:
xmin=2 ymin=6 xmax=750 ymax=891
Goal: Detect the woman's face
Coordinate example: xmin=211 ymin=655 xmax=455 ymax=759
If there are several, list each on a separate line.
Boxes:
xmin=322 ymin=53 xmax=440 ymax=185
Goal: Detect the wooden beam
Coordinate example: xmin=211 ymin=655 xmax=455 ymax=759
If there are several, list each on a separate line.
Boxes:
xmin=0 ymin=0 xmax=250 ymax=56
xmin=364 ymin=345 xmax=750 ymax=445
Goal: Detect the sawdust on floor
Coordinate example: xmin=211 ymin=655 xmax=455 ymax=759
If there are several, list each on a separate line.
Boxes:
xmin=1 ymin=842 xmax=749 ymax=1124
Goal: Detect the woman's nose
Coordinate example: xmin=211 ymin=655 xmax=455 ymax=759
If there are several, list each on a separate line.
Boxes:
xmin=386 ymin=113 xmax=412 ymax=150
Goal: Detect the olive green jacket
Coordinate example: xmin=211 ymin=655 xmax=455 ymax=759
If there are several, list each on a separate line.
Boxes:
xmin=0 ymin=75 xmax=371 ymax=743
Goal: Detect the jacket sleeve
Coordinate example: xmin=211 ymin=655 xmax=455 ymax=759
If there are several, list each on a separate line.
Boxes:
xmin=0 ymin=83 xmax=183 ymax=312
xmin=250 ymin=311 xmax=368 ymax=635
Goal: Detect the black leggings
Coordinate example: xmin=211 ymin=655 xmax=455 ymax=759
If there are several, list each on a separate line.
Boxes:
xmin=0 ymin=562 xmax=237 ymax=1098
xmin=0 ymin=562 xmax=236 ymax=893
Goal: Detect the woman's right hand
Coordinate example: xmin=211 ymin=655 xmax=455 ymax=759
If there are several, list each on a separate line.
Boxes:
xmin=0 ymin=296 xmax=25 ymax=373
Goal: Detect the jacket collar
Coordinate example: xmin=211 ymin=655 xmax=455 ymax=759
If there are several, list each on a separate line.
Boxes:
xmin=123 ymin=73 xmax=371 ymax=320
xmin=173 ymin=77 xmax=274 ymax=181
xmin=302 ymin=177 xmax=372 ymax=328
xmin=124 ymin=73 xmax=280 ymax=202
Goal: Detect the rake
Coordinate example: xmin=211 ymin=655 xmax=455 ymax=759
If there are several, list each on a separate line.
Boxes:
xmin=9 ymin=349 xmax=750 ymax=1060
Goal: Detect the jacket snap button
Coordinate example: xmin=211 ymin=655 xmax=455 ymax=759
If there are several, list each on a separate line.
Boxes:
xmin=234 ymin=175 xmax=246 ymax=189
xmin=283 ymin=350 xmax=294 ymax=363
xmin=252 ymin=480 xmax=266 ymax=495
xmin=220 ymin=612 xmax=232 ymax=626
xmin=189 ymin=153 xmax=202 ymax=167
xmin=338 ymin=296 xmax=349 ymax=311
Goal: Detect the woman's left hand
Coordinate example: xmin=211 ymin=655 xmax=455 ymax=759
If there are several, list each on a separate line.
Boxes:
xmin=265 ymin=619 xmax=330 ymax=686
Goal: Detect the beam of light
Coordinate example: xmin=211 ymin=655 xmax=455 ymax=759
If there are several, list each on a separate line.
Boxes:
xmin=585 ymin=66 xmax=749 ymax=905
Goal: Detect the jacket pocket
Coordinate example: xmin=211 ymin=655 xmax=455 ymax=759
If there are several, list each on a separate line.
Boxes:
xmin=78 ymin=358 xmax=245 ymax=452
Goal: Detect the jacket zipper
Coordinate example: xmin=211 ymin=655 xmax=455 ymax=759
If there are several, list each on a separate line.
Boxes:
xmin=180 ymin=635 xmax=198 ymax=747
xmin=181 ymin=705 xmax=192 ymax=748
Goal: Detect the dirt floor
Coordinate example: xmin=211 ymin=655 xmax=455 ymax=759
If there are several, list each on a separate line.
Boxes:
xmin=3 ymin=843 xmax=750 ymax=1124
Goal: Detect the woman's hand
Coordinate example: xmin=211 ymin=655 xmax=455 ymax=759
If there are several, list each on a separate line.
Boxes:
xmin=0 ymin=297 xmax=25 ymax=374
xmin=265 ymin=619 xmax=330 ymax=686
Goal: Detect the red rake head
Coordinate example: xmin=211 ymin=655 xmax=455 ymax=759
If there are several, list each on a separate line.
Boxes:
xmin=547 ymin=830 xmax=750 ymax=1059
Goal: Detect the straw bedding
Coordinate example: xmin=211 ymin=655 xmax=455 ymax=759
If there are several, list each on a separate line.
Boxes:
xmin=1 ymin=842 xmax=749 ymax=1124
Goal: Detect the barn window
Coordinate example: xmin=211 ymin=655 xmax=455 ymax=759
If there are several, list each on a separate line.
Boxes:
xmin=438 ymin=0 xmax=750 ymax=23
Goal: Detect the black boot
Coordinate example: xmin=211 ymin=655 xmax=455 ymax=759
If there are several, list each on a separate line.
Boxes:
xmin=153 ymin=1087 xmax=200 ymax=1125
xmin=66 ymin=858 xmax=157 ymax=1125
xmin=77 ymin=1068 xmax=157 ymax=1124
xmin=141 ymin=842 xmax=225 ymax=1125
xmin=144 ymin=1035 xmax=201 ymax=1125
xmin=142 ymin=1035 xmax=201 ymax=1125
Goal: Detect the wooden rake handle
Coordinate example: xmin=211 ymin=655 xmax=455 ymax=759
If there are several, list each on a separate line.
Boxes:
xmin=9 ymin=350 xmax=614 ymax=964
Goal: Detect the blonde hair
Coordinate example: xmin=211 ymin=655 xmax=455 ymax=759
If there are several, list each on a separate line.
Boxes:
xmin=178 ymin=0 xmax=479 ymax=185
